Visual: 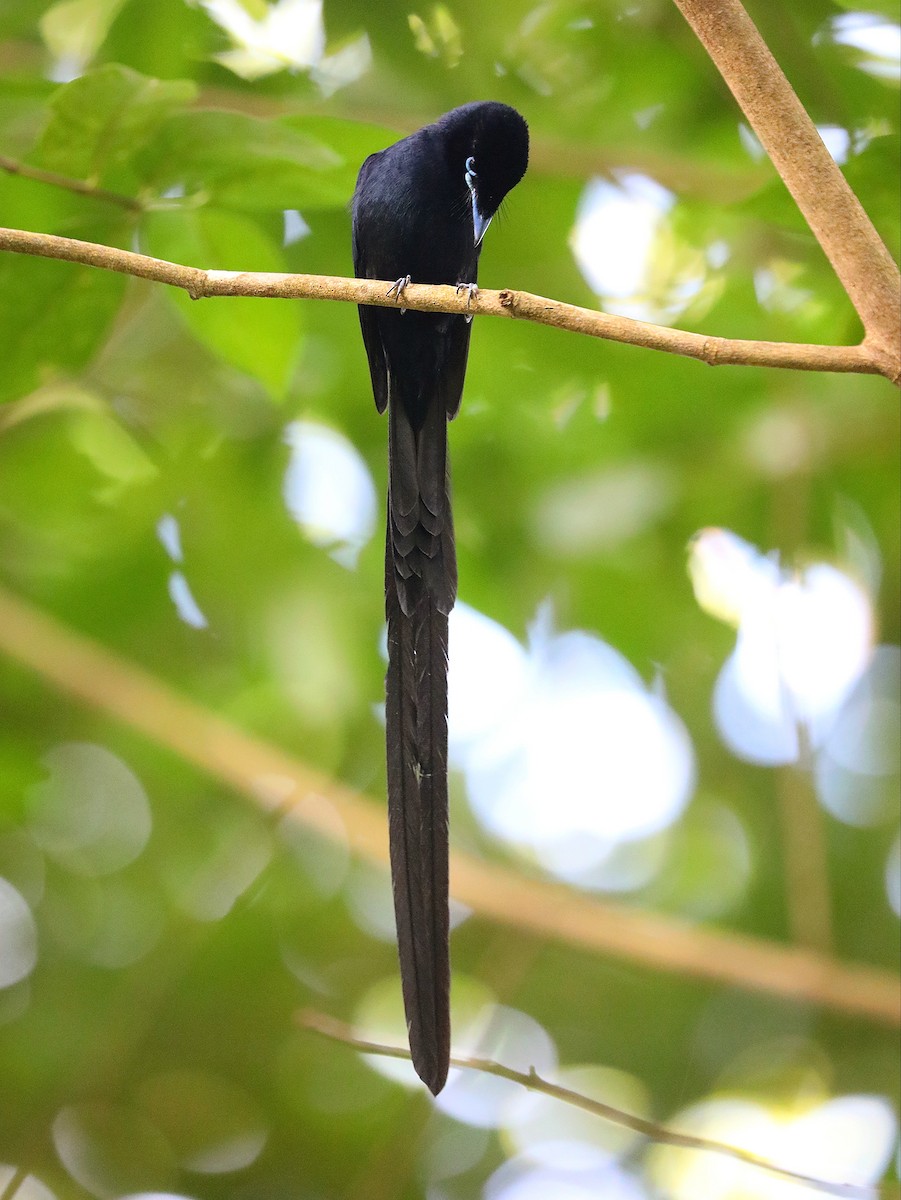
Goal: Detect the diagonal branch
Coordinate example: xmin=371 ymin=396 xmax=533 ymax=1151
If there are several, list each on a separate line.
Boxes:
xmin=298 ymin=1010 xmax=875 ymax=1199
xmin=671 ymin=0 xmax=901 ymax=378
xmin=0 ymin=583 xmax=897 ymax=1027
xmin=0 ymin=1168 xmax=29 ymax=1200
xmin=0 ymin=155 xmax=143 ymax=211
xmin=0 ymin=225 xmax=895 ymax=382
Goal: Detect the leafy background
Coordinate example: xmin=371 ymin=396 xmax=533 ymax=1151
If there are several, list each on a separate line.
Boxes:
xmin=0 ymin=0 xmax=898 ymax=1197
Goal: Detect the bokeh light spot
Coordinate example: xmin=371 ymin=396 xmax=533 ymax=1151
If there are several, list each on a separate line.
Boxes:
xmin=816 ymin=123 xmax=851 ymax=163
xmin=27 ymin=743 xmax=152 ymax=876
xmin=425 ymin=1122 xmax=490 ymax=1183
xmin=119 ymin=1194 xmax=200 ymax=1200
xmin=450 ymin=605 xmax=695 ymax=884
xmin=167 ymin=572 xmax=209 ymax=630
xmin=52 ymin=1103 xmax=176 ymax=1197
xmin=155 ymin=514 xmax=183 ymax=563
xmin=201 ymin=0 xmax=325 ymax=78
xmin=828 ymin=12 xmax=901 ymax=80
xmin=41 ymin=874 xmax=164 ymax=968
xmin=0 ymin=878 xmax=38 ymax=989
xmin=283 ymin=420 xmax=376 ymax=567
xmin=815 ymin=645 xmax=901 ymax=827
xmin=137 ymin=1070 xmax=268 ymax=1174
xmin=649 ymin=1092 xmax=898 ymax=1197
xmin=651 ymin=802 xmax=752 ymax=919
xmin=690 ymin=530 xmax=875 ymax=765
xmin=447 ymin=602 xmax=529 ymax=753
xmin=486 ymin=1157 xmax=649 ymax=1200
xmin=532 ymin=461 xmax=676 ymax=557
xmin=570 ymin=175 xmax=674 ymax=318
xmin=885 ymin=834 xmax=901 ymax=919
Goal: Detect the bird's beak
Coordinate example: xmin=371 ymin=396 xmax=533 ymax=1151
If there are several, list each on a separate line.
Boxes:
xmin=472 ymin=192 xmax=492 ymax=246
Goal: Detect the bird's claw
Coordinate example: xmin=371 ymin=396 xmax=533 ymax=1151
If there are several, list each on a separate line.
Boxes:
xmin=456 ymin=282 xmax=478 ymax=323
xmin=387 ymin=274 xmax=412 ymax=314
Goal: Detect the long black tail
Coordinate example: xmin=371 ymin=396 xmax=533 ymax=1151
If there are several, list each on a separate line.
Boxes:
xmin=384 ymin=391 xmax=454 ymax=1095
xmin=385 ymin=575 xmax=450 ymax=1094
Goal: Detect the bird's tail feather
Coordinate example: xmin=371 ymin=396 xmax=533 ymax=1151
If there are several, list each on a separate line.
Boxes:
xmin=385 ymin=393 xmax=454 ymax=1095
xmin=388 ymin=385 xmax=456 ymax=617
xmin=385 ymin=577 xmax=450 ymax=1095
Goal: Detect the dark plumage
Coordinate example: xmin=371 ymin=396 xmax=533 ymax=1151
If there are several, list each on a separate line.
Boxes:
xmin=352 ymin=101 xmax=528 ymax=1094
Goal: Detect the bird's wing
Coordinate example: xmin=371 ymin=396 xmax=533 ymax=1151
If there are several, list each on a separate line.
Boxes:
xmin=352 ymin=157 xmax=390 ymax=415
xmin=439 ymin=313 xmax=472 ymax=421
xmin=357 ymin=303 xmax=389 ymax=414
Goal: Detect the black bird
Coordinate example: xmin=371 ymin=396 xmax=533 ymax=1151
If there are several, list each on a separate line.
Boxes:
xmin=352 ymin=102 xmax=528 ymax=1094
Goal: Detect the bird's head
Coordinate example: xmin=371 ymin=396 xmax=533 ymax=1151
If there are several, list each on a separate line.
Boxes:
xmin=439 ymin=101 xmax=529 ymax=246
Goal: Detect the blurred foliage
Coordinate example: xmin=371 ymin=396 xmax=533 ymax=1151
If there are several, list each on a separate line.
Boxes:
xmin=0 ymin=1 xmax=898 ymax=1197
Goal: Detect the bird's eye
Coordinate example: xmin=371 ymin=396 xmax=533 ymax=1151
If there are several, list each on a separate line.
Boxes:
xmin=465 ymin=156 xmax=477 ymax=176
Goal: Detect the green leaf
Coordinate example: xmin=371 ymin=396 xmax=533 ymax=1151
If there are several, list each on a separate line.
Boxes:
xmin=101 ymin=0 xmax=216 ymax=81
xmin=279 ymin=114 xmax=402 ymax=202
xmin=0 ymin=255 xmax=125 ymax=404
xmin=141 ymin=208 xmax=300 ymax=400
xmin=70 ymin=408 xmax=158 ymax=492
xmin=136 ymin=109 xmax=348 ymax=210
xmin=35 ymin=64 xmax=196 ymax=182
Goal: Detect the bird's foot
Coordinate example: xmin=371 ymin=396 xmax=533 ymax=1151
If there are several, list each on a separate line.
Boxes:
xmin=456 ymin=281 xmax=478 ymax=323
xmin=387 ymin=274 xmax=412 ymax=314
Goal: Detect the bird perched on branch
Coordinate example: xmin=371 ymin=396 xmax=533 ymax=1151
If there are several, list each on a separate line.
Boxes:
xmin=352 ymin=102 xmax=529 ymax=1094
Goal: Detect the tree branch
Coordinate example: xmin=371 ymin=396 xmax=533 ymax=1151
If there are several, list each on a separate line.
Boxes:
xmin=0 ymin=225 xmax=895 ymax=383
xmin=298 ymin=1010 xmax=874 ymax=1199
xmin=0 ymin=1168 xmax=29 ymax=1200
xmin=671 ymin=0 xmax=901 ymax=378
xmin=0 ymin=583 xmax=897 ymax=1027
xmin=0 ymin=156 xmax=142 ymax=211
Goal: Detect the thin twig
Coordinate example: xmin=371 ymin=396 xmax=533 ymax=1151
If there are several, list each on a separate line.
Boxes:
xmin=671 ymin=0 xmax=901 ymax=377
xmin=0 ymin=156 xmax=143 ymax=211
xmin=0 ymin=1168 xmax=28 ymax=1200
xmin=0 ymin=584 xmax=897 ymax=1026
xmin=298 ymin=1010 xmax=875 ymax=1198
xmin=0 ymin=225 xmax=895 ymax=383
